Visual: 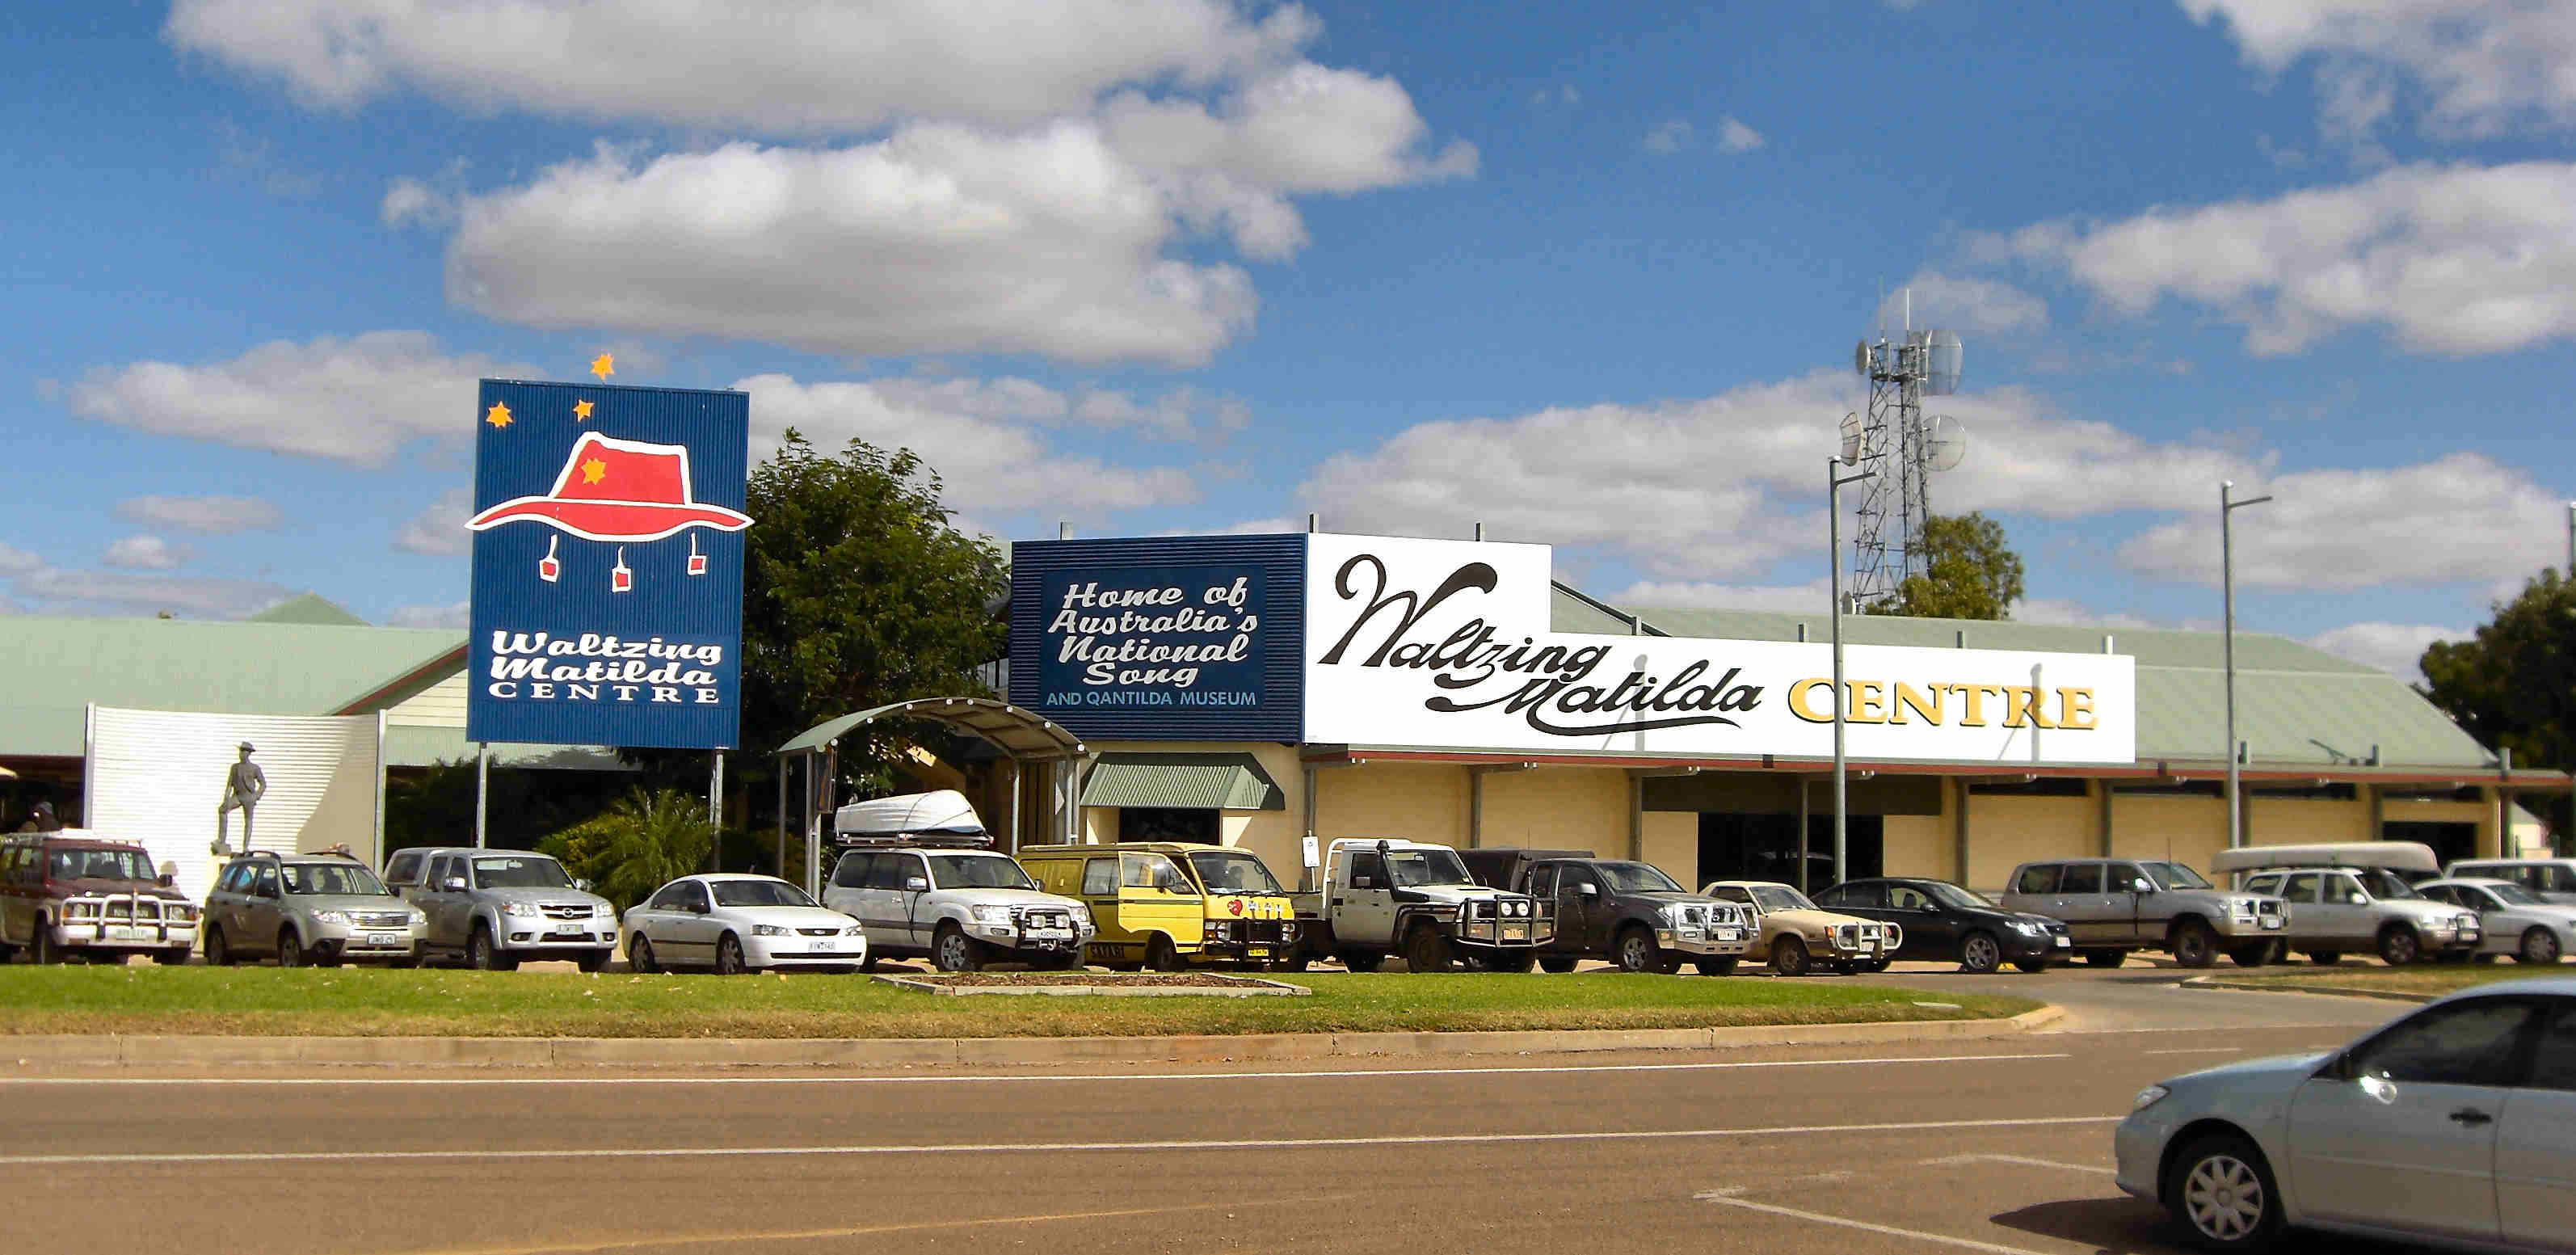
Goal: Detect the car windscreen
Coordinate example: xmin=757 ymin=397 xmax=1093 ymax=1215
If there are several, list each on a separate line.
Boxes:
xmin=2357 ymin=869 xmax=2424 ymax=899
xmin=1186 ymin=851 xmax=1284 ymax=895
xmin=1597 ymin=862 xmax=1683 ymax=895
xmin=473 ymin=857 xmax=573 ymax=889
xmin=2141 ymin=861 xmax=2212 ymax=890
xmin=709 ymin=880 xmax=816 ymax=908
xmin=2481 ymin=882 xmax=2547 ymax=906
xmin=1751 ymin=885 xmax=1816 ymax=913
xmin=1928 ymin=882 xmax=1998 ymax=910
xmin=47 ymin=849 xmax=158 ymax=882
xmin=1385 ymin=848 xmax=1474 ymax=888
xmin=282 ymin=863 xmax=390 ymax=896
xmin=927 ymin=853 xmax=1036 ymax=891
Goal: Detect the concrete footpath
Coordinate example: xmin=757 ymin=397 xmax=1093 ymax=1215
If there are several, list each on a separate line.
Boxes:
xmin=2 ymin=1005 xmax=2062 ymax=1069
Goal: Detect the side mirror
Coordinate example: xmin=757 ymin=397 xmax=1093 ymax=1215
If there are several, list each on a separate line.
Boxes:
xmin=1576 ymin=882 xmax=1599 ymax=898
xmin=573 ymin=878 xmax=592 ymax=892
xmin=441 ymin=877 xmax=468 ymax=892
xmin=2131 ymin=878 xmax=2154 ymax=895
xmin=690 ymin=901 xmax=710 ymax=915
xmin=904 ymin=876 xmax=930 ymax=893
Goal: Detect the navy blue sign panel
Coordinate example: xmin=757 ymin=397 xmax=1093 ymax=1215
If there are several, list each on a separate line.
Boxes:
xmin=466 ymin=379 xmax=750 ymax=749
xmin=1011 ymin=537 xmax=1303 ymax=741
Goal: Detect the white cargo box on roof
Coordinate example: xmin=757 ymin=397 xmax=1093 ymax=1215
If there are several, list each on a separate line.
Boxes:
xmin=2208 ymin=841 xmax=2441 ymax=875
xmin=831 ymin=790 xmax=989 ymax=847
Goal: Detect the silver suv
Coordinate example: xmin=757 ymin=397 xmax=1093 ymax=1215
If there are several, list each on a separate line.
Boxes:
xmin=2212 ymin=844 xmax=2485 ymax=967
xmin=822 ymin=843 xmax=1093 ymax=972
xmin=202 ymin=850 xmax=426 ymax=967
xmin=383 ymin=848 xmax=619 ymax=971
xmin=1998 ymin=857 xmax=2288 ymax=969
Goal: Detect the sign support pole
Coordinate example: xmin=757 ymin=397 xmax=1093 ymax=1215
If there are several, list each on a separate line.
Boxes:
xmin=708 ymin=749 xmax=725 ymax=871
xmin=474 ymin=742 xmax=490 ymax=849
xmin=1829 ymin=457 xmax=1875 ymax=889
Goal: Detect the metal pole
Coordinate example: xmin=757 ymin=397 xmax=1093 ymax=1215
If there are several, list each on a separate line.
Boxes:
xmin=708 ymin=750 xmax=725 ymax=872
xmin=774 ymin=757 xmax=788 ymax=878
xmin=474 ymin=742 xmax=490 ymax=849
xmin=2220 ymin=482 xmax=2271 ymax=850
xmin=1829 ymin=457 xmax=1875 ymax=888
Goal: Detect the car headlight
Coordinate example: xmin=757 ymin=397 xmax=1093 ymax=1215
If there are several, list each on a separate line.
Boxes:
xmin=842 ymin=924 xmax=865 ymax=937
xmin=1066 ymin=903 xmax=1092 ymax=924
xmin=408 ymin=910 xmax=428 ymax=926
xmin=969 ymin=904 xmax=1010 ymax=924
xmin=1206 ymin=920 xmax=1235 ymax=939
xmin=2133 ymin=1084 xmax=2170 ymax=1112
xmin=751 ymin=924 xmax=789 ymax=937
xmin=2014 ymin=920 xmax=2048 ymax=937
xmin=310 ymin=910 xmax=348 ymax=924
xmin=593 ymin=903 xmax=616 ymax=917
xmin=2456 ymin=914 xmax=2479 ymax=933
xmin=502 ymin=902 xmax=541 ymax=917
xmin=1281 ymin=921 xmax=1300 ymax=940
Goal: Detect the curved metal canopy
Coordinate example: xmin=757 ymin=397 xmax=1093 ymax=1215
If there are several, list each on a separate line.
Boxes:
xmin=773 ymin=697 xmax=1084 ymax=760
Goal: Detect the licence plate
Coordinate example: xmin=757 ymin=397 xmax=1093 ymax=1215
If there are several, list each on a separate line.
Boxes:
xmin=1501 ymin=924 xmax=1527 ymax=941
xmin=104 ymin=926 xmax=154 ymax=942
xmin=1715 ymin=928 xmax=1741 ymax=941
xmin=2054 ymin=936 xmax=2072 ymax=947
xmin=810 ymin=941 xmax=840 ymax=953
xmin=2262 ymin=917 xmax=2283 ymax=929
xmin=1025 ymin=929 xmax=1071 ymax=941
xmin=364 ymin=933 xmax=406 ymax=947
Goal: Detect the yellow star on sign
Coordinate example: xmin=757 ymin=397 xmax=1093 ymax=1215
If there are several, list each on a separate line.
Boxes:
xmin=484 ymin=401 xmax=512 ymax=428
xmin=589 ymin=352 xmax=615 ymax=380
xmin=572 ymin=398 xmax=595 ymax=421
xmin=579 ymin=458 xmax=608 ymax=485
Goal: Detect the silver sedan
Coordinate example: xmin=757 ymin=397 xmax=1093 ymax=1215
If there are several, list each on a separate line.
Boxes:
xmin=621 ymin=874 xmax=869 ymax=975
xmin=2418 ymin=878 xmax=2576 ymax=966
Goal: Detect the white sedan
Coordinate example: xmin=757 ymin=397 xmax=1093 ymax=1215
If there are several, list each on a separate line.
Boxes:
xmin=2117 ymin=977 xmax=2575 ymax=1252
xmin=2418 ymin=878 xmax=2576 ymax=966
xmin=621 ymin=874 xmax=868 ymax=974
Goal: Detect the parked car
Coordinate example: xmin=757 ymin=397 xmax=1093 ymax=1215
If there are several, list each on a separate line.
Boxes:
xmin=382 ymin=847 xmax=619 ymax=972
xmin=2443 ymin=857 xmax=2576 ymax=905
xmin=2215 ymin=843 xmax=2481 ymax=967
xmin=2418 ymin=878 xmax=2576 ymax=966
xmin=1290 ymin=838 xmax=1551 ymax=972
xmin=1999 ymin=857 xmax=2288 ymax=969
xmin=202 ymin=849 xmax=425 ymax=967
xmin=622 ymin=874 xmax=866 ymax=975
xmin=2116 ymin=977 xmax=2575 ymax=1252
xmin=822 ymin=792 xmax=1091 ymax=971
xmin=1699 ymin=880 xmax=1899 ymax=976
xmin=0 ymin=832 xmax=198 ymax=965
xmin=1812 ymin=877 xmax=2070 ymax=973
xmin=1462 ymin=849 xmax=1750 ymax=975
xmin=1020 ymin=842 xmax=1299 ymax=970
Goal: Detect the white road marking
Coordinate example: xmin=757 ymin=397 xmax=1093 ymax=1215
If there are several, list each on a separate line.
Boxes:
xmin=2142 ymin=1047 xmax=2244 ymax=1055
xmin=1921 ymin=1152 xmax=2115 ymax=1175
xmin=0 ymin=1114 xmax=2123 ymax=1167
xmin=0 ymin=1051 xmax=2069 ymax=1087
xmin=1696 ymin=1189 xmax=2059 ymax=1255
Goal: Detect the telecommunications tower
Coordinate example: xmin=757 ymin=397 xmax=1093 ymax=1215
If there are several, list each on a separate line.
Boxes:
xmin=1845 ymin=294 xmax=1966 ymax=607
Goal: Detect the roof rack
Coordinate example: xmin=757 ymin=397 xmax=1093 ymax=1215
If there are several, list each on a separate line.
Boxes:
xmin=225 ymin=847 xmax=363 ymax=862
xmin=831 ymin=831 xmax=992 ymax=850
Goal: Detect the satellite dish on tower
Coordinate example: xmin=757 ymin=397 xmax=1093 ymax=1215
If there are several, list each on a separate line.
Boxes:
xmin=1853 ymin=339 xmax=1871 ymax=377
xmin=1924 ymin=329 xmax=1964 ymax=396
xmin=1838 ymin=411 xmax=1863 ymax=465
xmin=1923 ymin=415 xmax=1967 ymax=472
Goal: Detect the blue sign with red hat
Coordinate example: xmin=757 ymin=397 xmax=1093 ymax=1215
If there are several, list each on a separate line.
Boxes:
xmin=465 ymin=376 xmax=751 ymax=749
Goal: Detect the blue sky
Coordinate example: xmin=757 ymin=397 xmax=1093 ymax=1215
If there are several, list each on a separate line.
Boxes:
xmin=7 ymin=1 xmax=2575 ymax=680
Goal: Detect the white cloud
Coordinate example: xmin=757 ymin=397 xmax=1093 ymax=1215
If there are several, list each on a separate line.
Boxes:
xmin=1716 ymin=116 xmax=1766 ymax=154
xmin=866 ymin=376 xmax=1248 ymax=440
xmin=379 ymin=176 xmax=447 ymax=227
xmin=2306 ymin=620 xmax=2469 ymax=680
xmin=1614 ymin=579 xmax=1833 ymax=613
xmin=1644 ymin=120 xmax=1694 ymax=154
xmin=114 ymin=495 xmax=281 ymax=534
xmin=1878 ymin=272 xmax=2049 ymax=336
xmin=2009 ymin=598 xmax=2188 ymax=632
xmin=103 ymin=536 xmax=190 ymax=571
xmin=2179 ymin=0 xmax=2576 ymax=141
xmin=385 ymin=601 xmax=469 ymax=630
xmin=2116 ymin=453 xmax=2565 ymax=590
xmin=16 ymin=567 xmax=292 ymax=619
xmin=60 ymin=331 xmax=532 ymax=466
xmin=0 ymin=543 xmax=41 ymax=574
xmin=394 ymin=487 xmax=474 ymax=557
xmin=2010 ymin=160 xmax=2576 ymax=356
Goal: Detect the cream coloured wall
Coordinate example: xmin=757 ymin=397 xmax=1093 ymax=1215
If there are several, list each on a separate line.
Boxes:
xmin=2246 ymin=795 xmax=2372 ymax=845
xmin=1314 ymin=762 xmax=1470 ymax=853
xmin=2107 ymin=795 xmax=2229 ymax=870
xmin=1476 ymin=766 xmax=1628 ymax=854
xmin=1882 ymin=814 xmax=1948 ymax=881
xmin=384 ymin=671 xmax=467 ymax=728
xmin=1639 ymin=811 xmax=1696 ymax=886
xmin=1963 ymin=794 xmax=2093 ymax=891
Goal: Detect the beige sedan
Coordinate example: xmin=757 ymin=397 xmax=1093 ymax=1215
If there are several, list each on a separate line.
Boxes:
xmin=1700 ymin=880 xmax=1902 ymax=976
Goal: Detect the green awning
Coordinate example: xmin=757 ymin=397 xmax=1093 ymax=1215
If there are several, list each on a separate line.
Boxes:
xmin=1080 ymin=752 xmax=1285 ymax=811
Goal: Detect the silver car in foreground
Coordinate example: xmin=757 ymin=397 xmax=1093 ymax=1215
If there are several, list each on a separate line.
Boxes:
xmin=622 ymin=874 xmax=868 ymax=975
xmin=2117 ymin=978 xmax=2575 ymax=1252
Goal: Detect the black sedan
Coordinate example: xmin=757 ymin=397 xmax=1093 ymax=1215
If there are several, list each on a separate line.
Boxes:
xmin=1811 ymin=877 xmax=2072 ymax=973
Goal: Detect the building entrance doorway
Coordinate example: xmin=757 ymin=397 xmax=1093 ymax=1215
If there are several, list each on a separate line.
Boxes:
xmin=1695 ymin=811 xmax=1880 ymax=892
xmin=2384 ymin=820 xmax=2477 ymax=871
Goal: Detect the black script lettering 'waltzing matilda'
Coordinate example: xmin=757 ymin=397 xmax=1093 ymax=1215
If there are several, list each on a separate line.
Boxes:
xmin=1317 ymin=552 xmax=1763 ymax=738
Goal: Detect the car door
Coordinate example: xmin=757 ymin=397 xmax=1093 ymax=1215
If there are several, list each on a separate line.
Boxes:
xmin=1079 ymin=857 xmax=1129 ymax=951
xmin=2496 ymin=997 xmax=2576 ymax=1249
xmin=243 ymin=861 xmax=284 ymax=953
xmin=2051 ymin=862 xmax=2118 ymax=944
xmin=2305 ymin=872 xmax=2373 ymax=947
xmin=1817 ymin=881 xmax=1897 ymax=944
xmin=1339 ymin=851 xmax=1398 ymax=945
xmin=1525 ymin=864 xmax=1568 ymax=954
xmin=421 ymin=855 xmax=472 ymax=949
xmin=1881 ymin=882 xmax=1953 ymax=958
xmin=822 ymin=850 xmax=871 ymax=920
xmin=667 ymin=880 xmax=720 ymax=962
xmin=2286 ymin=996 xmax=2534 ymax=1242
xmin=0 ymin=844 xmax=28 ymax=944
xmin=858 ymin=853 xmax=924 ymax=952
xmin=1552 ymin=863 xmax=1612 ymax=952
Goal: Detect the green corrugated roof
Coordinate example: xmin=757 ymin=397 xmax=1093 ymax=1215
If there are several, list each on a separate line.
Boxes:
xmin=246 ymin=593 xmax=371 ymax=626
xmin=2 ymin=614 xmax=462 ymax=758
xmin=1080 ymin=752 xmax=1285 ymax=811
xmin=1618 ymin=604 xmax=2493 ymax=773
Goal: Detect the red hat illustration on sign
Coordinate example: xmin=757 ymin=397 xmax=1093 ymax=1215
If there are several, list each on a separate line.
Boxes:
xmin=469 ymin=433 xmax=751 ymax=590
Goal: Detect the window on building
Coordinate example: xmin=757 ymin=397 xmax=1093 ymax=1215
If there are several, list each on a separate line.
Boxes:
xmin=2383 ymin=821 xmax=2477 ymax=871
xmin=2110 ymin=781 xmax=2224 ymax=797
xmin=1968 ymin=778 xmax=2090 ymax=797
xmin=1694 ymin=812 xmax=1878 ymax=890
xmin=1117 ymin=806 xmax=1219 ymax=844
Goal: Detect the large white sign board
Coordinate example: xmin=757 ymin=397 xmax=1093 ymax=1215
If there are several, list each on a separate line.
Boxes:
xmin=1303 ymin=534 xmax=2135 ymax=764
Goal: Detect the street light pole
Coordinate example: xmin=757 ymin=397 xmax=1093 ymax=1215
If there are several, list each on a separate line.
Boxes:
xmin=1829 ymin=457 xmax=1876 ymax=886
xmin=2221 ymin=480 xmax=2274 ymax=850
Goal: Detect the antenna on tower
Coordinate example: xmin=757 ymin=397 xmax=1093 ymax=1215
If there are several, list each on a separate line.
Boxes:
xmin=1842 ymin=289 xmax=1967 ymax=605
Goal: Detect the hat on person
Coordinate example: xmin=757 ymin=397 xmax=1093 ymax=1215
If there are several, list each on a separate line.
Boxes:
xmin=238 ymin=742 xmax=256 ymax=752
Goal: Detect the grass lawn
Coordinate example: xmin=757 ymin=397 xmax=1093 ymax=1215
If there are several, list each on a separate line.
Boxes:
xmin=2216 ymin=962 xmax=2572 ymax=999
xmin=0 ymin=965 xmax=2040 ymax=1038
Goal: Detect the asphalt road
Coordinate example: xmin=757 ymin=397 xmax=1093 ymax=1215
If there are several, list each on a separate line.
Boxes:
xmin=0 ymin=967 xmax=2443 ymax=1255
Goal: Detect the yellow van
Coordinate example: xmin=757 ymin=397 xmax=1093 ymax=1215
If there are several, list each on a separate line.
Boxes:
xmin=1017 ymin=843 xmax=1300 ymax=970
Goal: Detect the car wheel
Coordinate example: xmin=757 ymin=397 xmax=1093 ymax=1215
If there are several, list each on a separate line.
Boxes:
xmin=28 ymin=920 xmax=57 ymax=965
xmin=2516 ymin=926 xmax=2561 ymax=965
xmin=204 ymin=925 xmax=234 ymax=967
xmin=1692 ymin=956 xmax=1740 ymax=976
xmin=1959 ymin=930 xmax=2002 ymax=974
xmin=2170 ymin=920 xmax=2217 ymax=969
xmin=1770 ymin=936 xmax=1811 ymax=977
xmin=2305 ymin=950 xmax=2340 ymax=966
xmin=713 ymin=933 xmax=747 ymax=975
xmin=629 ymin=934 xmax=661 ymax=974
xmin=154 ymin=946 xmax=190 ymax=967
xmin=1404 ymin=924 xmax=1454 ymax=973
xmin=2082 ymin=950 xmax=2124 ymax=968
xmin=1339 ymin=950 xmax=1386 ymax=973
xmin=1144 ymin=934 xmax=1184 ymax=971
xmin=857 ymin=951 xmax=881 ymax=972
xmin=932 ymin=923 xmax=983 ymax=973
xmin=2167 ymin=1132 xmax=2283 ymax=1253
xmin=1614 ymin=925 xmax=1665 ymax=974
xmin=2226 ymin=941 xmax=2277 ymax=967
xmin=314 ymin=946 xmax=343 ymax=969
xmin=466 ymin=924 xmax=504 ymax=971
xmin=2376 ymin=924 xmax=2421 ymax=967
xmin=575 ymin=950 xmax=612 ymax=974
xmin=2011 ymin=958 xmax=2050 ymax=974
xmin=1538 ymin=955 xmax=1580 ymax=973
xmin=276 ymin=929 xmax=305 ymax=968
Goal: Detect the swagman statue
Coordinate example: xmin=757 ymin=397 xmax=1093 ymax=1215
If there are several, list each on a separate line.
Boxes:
xmin=212 ymin=742 xmax=267 ymax=856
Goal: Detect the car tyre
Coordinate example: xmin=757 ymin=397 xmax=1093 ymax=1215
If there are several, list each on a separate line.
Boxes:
xmin=466 ymin=923 xmax=514 ymax=971
xmin=204 ymin=925 xmax=234 ymax=967
xmin=713 ymin=933 xmax=747 ymax=975
xmin=2082 ymin=950 xmax=2124 ymax=968
xmin=2516 ymin=926 xmax=2561 ymax=965
xmin=628 ymin=934 xmax=661 ymax=974
xmin=2166 ymin=1132 xmax=2284 ymax=1253
xmin=2170 ymin=920 xmax=2218 ymax=969
xmin=1404 ymin=924 xmax=1454 ymax=973
xmin=28 ymin=920 xmax=58 ymax=966
xmin=1538 ymin=955 xmax=1580 ymax=973
xmin=2376 ymin=924 xmax=2421 ymax=967
xmin=575 ymin=949 xmax=612 ymax=974
xmin=1614 ymin=925 xmax=1668 ymax=974
xmin=154 ymin=946 xmax=190 ymax=967
xmin=1770 ymin=936 xmax=1811 ymax=977
xmin=1959 ymin=930 xmax=2002 ymax=974
xmin=2226 ymin=941 xmax=2277 ymax=967
xmin=1339 ymin=950 xmax=1385 ymax=973
xmin=276 ymin=929 xmax=305 ymax=968
xmin=1692 ymin=956 xmax=1740 ymax=976
xmin=1144 ymin=933 xmax=1184 ymax=971
xmin=932 ymin=923 xmax=983 ymax=973
xmin=2306 ymin=950 xmax=2340 ymax=966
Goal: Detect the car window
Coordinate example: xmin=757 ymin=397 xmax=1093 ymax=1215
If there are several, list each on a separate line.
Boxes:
xmin=2322 ymin=874 xmax=2366 ymax=905
xmin=2057 ymin=864 xmax=2102 ymax=894
xmin=865 ymin=854 xmax=922 ymax=891
xmin=429 ymin=856 xmax=459 ymax=887
xmin=1185 ymin=851 xmax=1283 ymax=895
xmin=252 ymin=864 xmax=280 ymax=897
xmin=928 ymin=853 xmax=1038 ymax=891
xmin=1886 ymin=884 xmax=1932 ymax=911
xmin=2528 ymin=1002 xmax=2576 ymax=1092
xmin=2485 ymin=882 xmax=2544 ymax=907
xmin=830 ymin=852 xmax=873 ymax=889
xmin=2417 ymin=884 xmax=2455 ymax=906
xmin=1811 ymin=884 xmax=1846 ymax=907
xmin=709 ymin=880 xmax=814 ymax=908
xmin=1559 ymin=865 xmax=1600 ymax=895
xmin=645 ymin=882 xmax=689 ymax=911
xmin=1348 ymin=852 xmax=1384 ymax=889
xmin=2010 ymin=865 xmax=2057 ymax=895
xmin=1527 ymin=865 xmax=1557 ymax=899
xmin=283 ymin=862 xmax=389 ymax=896
xmin=677 ymin=882 xmax=711 ymax=913
xmin=1120 ymin=853 xmax=1191 ymax=893
xmin=2106 ymin=863 xmax=2150 ymax=892
xmin=2245 ymin=874 xmax=2280 ymax=895
xmin=1708 ymin=884 xmax=1752 ymax=904
xmin=473 ymin=857 xmax=571 ymax=889
xmin=1081 ymin=857 xmax=1116 ymax=896
xmin=384 ymin=851 xmax=422 ymax=884
xmin=2281 ymin=873 xmax=2322 ymax=904
xmin=2351 ymin=999 xmax=2540 ymax=1087
xmin=1597 ymin=862 xmax=1683 ymax=895
xmin=2544 ymin=866 xmax=2576 ymax=893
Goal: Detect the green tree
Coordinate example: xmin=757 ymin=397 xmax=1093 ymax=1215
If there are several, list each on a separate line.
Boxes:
xmin=2419 ymin=571 xmax=2576 ymax=839
xmin=1874 ymin=512 xmax=2026 ymax=620
xmin=540 ymin=787 xmax=717 ymax=911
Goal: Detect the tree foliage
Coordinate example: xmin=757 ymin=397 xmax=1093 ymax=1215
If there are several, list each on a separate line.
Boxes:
xmin=539 ymin=787 xmax=717 ymax=911
xmin=1874 ymin=512 xmax=2026 ymax=620
xmin=2420 ymin=571 xmax=2576 ymax=836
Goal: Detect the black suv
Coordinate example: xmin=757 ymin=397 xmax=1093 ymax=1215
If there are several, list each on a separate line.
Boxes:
xmin=1812 ymin=877 xmax=2071 ymax=974
xmin=1462 ymin=848 xmax=1753 ymax=975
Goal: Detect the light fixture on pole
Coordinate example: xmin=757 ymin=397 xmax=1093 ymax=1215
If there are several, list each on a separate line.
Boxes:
xmin=1829 ymin=446 xmax=1875 ymax=886
xmin=2221 ymin=480 xmax=2274 ymax=849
